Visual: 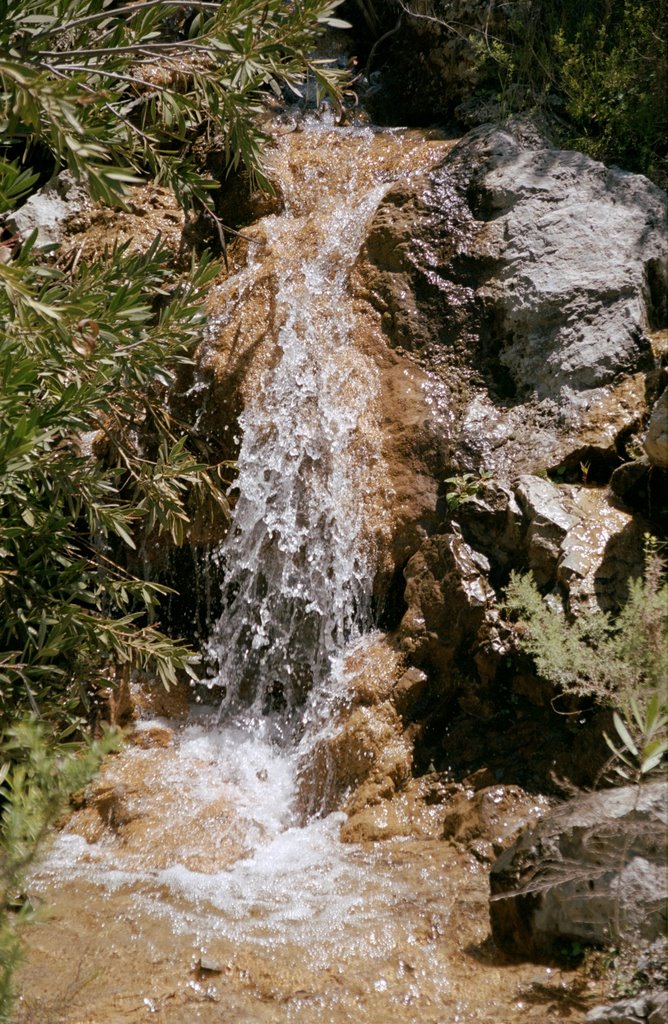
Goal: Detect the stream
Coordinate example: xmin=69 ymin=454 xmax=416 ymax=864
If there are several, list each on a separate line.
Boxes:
xmin=17 ymin=117 xmax=597 ymax=1024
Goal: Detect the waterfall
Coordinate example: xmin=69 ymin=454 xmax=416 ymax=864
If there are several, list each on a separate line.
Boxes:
xmin=23 ymin=124 xmax=520 ymax=1024
xmin=205 ymin=120 xmax=390 ymax=737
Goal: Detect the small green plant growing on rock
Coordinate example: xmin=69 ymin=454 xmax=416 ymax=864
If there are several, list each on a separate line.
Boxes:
xmin=604 ymin=693 xmax=667 ymax=784
xmin=504 ymin=542 xmax=667 ymax=780
xmin=443 ymin=470 xmax=492 ymax=512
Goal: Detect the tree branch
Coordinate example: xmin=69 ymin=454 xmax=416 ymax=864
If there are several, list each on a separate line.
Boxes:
xmin=31 ymin=0 xmax=222 ymax=42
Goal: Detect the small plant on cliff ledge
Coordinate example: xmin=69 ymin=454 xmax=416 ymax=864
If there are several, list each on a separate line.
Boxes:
xmin=504 ymin=542 xmax=667 ymax=780
xmin=443 ymin=470 xmax=492 ymax=512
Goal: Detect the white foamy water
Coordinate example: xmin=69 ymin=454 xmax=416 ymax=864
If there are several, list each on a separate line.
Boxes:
xmin=35 ymin=711 xmax=406 ymax=964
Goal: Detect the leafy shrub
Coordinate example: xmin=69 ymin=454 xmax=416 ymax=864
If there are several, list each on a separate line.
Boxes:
xmin=504 ymin=546 xmax=667 ymax=780
xmin=0 ymin=0 xmax=347 ymax=206
xmin=481 ymin=0 xmax=667 ymax=184
xmin=0 ymin=721 xmax=118 ymax=1021
xmin=0 ymin=234 xmax=228 ymax=734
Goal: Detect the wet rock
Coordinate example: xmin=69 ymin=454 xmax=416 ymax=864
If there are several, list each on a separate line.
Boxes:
xmin=490 ymin=781 xmax=667 ymax=957
xmin=374 ymin=354 xmax=445 ymax=577
xmin=131 ymin=723 xmax=175 ymax=749
xmin=341 ymin=797 xmax=414 ymax=842
xmin=453 ymin=479 xmax=523 ymax=569
xmin=196 ymin=955 xmax=224 ymax=975
xmin=77 ymin=783 xmax=140 ymax=841
xmin=587 ymin=990 xmax=668 ymax=1024
xmin=295 ymin=635 xmax=413 ymax=819
xmin=610 ymin=458 xmax=652 ymax=506
xmin=399 ymin=531 xmax=495 ymax=687
xmin=344 ymin=632 xmax=407 ymax=707
xmin=441 ymin=784 xmax=550 ymax=863
xmin=514 ymin=476 xmax=577 ymax=588
xmin=340 ymin=784 xmax=446 ymax=842
xmin=392 ymin=666 xmax=429 ymax=717
xmin=131 ymin=674 xmax=190 ymax=720
xmin=644 ymin=389 xmax=668 ymax=468
xmin=64 ymin=741 xmax=249 ymax=871
xmin=297 ymin=701 xmax=413 ymax=819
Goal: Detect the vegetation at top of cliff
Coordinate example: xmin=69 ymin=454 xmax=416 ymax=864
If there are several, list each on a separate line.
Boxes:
xmin=505 ymin=545 xmax=668 ymax=782
xmin=486 ymin=0 xmax=668 ymax=184
xmin=0 ymin=0 xmax=348 ymax=206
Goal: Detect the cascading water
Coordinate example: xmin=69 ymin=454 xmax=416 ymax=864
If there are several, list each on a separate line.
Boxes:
xmin=16 ymin=119 xmax=572 ymax=1024
xmin=204 ymin=135 xmax=389 ymax=735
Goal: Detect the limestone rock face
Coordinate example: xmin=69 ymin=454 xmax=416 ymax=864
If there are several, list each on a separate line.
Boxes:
xmin=8 ymin=171 xmax=89 ymax=247
xmin=586 ymin=989 xmax=668 ymax=1024
xmin=355 ymin=124 xmax=667 ymax=478
xmin=509 ymin=476 xmax=644 ymax=614
xmin=489 ymin=782 xmax=667 ymax=956
xmin=464 ymin=134 xmax=664 ymax=397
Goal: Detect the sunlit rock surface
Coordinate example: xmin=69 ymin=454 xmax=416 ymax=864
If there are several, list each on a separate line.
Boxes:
xmin=490 ymin=781 xmax=668 ymax=956
xmin=354 ymin=123 xmax=666 ymax=478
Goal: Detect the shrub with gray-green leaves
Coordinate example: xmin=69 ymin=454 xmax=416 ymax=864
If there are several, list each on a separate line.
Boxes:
xmin=505 ymin=548 xmax=667 ymax=781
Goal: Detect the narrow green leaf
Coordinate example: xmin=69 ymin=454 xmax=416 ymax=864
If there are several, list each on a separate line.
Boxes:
xmin=613 ymin=711 xmax=639 ymax=756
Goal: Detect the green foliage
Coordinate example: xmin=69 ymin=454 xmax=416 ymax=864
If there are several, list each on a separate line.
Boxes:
xmin=0 ymin=235 xmax=232 ymax=731
xmin=0 ymin=0 xmax=348 ymax=207
xmin=604 ymin=693 xmax=668 ymax=783
xmin=504 ymin=546 xmax=667 ymax=778
xmin=0 ymin=720 xmax=118 ymax=1021
xmin=443 ymin=470 xmax=491 ymax=512
xmin=482 ymin=0 xmax=667 ymax=183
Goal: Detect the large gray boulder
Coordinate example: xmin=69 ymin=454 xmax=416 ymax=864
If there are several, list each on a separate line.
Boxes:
xmin=489 ymin=781 xmax=667 ymax=957
xmin=587 ymin=989 xmax=668 ymax=1024
xmin=355 ymin=124 xmax=667 ymax=478
xmin=464 ymin=133 xmax=665 ymax=397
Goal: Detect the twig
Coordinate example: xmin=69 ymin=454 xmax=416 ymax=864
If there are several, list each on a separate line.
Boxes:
xmin=365 ymin=15 xmax=403 ymax=76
